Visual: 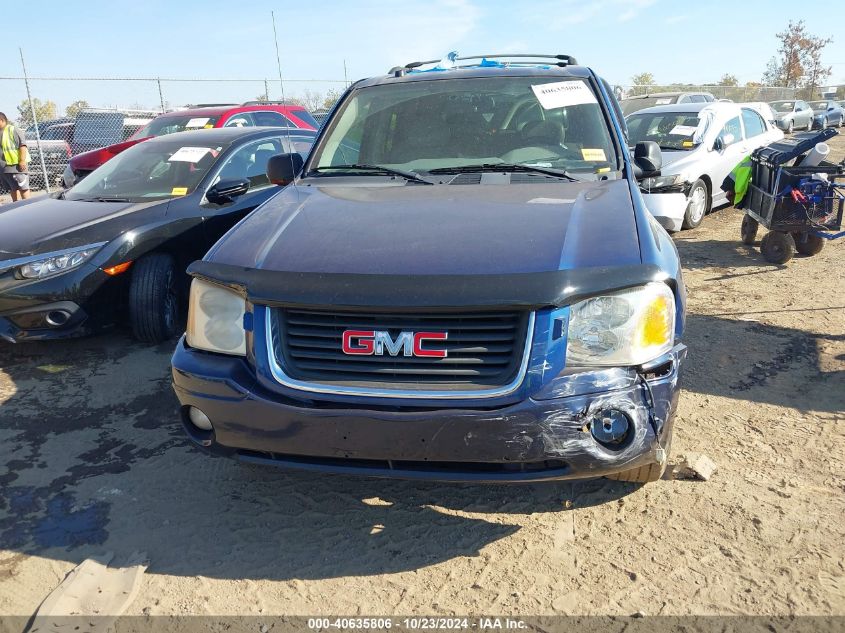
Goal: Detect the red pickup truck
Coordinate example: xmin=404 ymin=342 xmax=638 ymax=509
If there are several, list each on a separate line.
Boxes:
xmin=63 ymin=102 xmax=318 ymax=186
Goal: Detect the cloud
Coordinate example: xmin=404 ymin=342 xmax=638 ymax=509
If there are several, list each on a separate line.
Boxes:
xmin=664 ymin=14 xmax=689 ymax=24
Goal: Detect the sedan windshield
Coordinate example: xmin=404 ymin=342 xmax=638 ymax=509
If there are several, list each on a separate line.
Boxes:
xmin=65 ymin=140 xmax=223 ymax=202
xmin=131 ymin=114 xmax=222 ymax=139
xmin=626 ymin=111 xmax=701 ymax=151
xmin=309 ymin=76 xmax=617 ymax=177
xmin=770 ymin=101 xmax=795 ymax=113
xmin=809 ymin=101 xmax=830 ymax=110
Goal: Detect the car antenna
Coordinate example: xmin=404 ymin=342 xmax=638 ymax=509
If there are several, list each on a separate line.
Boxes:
xmin=271 ymin=10 xmax=297 ymax=190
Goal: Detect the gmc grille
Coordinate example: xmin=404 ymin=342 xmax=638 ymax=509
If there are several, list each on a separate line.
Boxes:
xmin=268 ymin=308 xmax=532 ymax=394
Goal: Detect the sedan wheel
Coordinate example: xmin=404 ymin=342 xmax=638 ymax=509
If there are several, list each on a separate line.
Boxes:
xmin=787 ymin=120 xmax=794 ymax=134
xmin=821 ymin=118 xmax=828 ymax=130
xmin=682 ymin=179 xmax=709 ymax=229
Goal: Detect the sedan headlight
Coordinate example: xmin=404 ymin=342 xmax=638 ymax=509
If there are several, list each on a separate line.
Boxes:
xmin=17 ymin=244 xmax=102 ymax=280
xmin=566 ymin=282 xmax=675 ymax=366
xmin=186 ymin=278 xmax=246 ymax=355
xmin=640 ymin=174 xmax=683 ymax=190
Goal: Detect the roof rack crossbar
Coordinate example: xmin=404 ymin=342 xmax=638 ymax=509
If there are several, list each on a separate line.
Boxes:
xmin=394 ymin=54 xmax=578 ymax=73
xmin=241 ymin=100 xmax=300 ymax=106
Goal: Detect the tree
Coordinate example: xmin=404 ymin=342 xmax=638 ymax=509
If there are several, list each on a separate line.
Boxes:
xmin=802 ymin=31 xmax=833 ymax=97
xmin=775 ymin=21 xmax=809 ymax=88
xmin=718 ymin=73 xmax=738 ymax=87
xmin=761 ymin=57 xmax=783 ymax=85
xmin=16 ymin=97 xmax=57 ymax=127
xmin=322 ymin=88 xmax=343 ymax=110
xmin=65 ymin=100 xmax=89 ymax=118
xmin=254 ymin=92 xmax=269 ymax=103
xmin=629 ymin=72 xmax=655 ymax=96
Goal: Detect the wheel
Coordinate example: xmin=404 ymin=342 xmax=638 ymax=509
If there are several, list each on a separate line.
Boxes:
xmin=821 ymin=117 xmax=828 ymax=130
xmin=128 ymin=253 xmax=179 ymax=343
xmin=760 ymin=231 xmax=795 ymax=264
xmin=741 ymin=215 xmax=759 ymax=245
xmin=607 ymin=428 xmax=673 ymax=484
xmin=682 ymin=178 xmax=709 ymax=229
xmin=793 ymin=232 xmax=825 ymax=256
xmin=787 ymin=120 xmax=794 ymax=134
xmin=807 ymin=118 xmax=814 ymax=131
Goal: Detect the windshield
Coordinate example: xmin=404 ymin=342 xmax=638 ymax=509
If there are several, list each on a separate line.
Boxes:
xmin=290 ymin=109 xmax=319 ymax=128
xmin=65 ymin=139 xmax=224 ymax=202
xmin=621 ymin=96 xmax=677 ymax=116
xmin=809 ymin=101 xmax=829 ymax=110
xmin=770 ymin=101 xmax=795 ymax=113
xmin=131 ymin=114 xmax=223 ymax=139
xmin=626 ymin=111 xmax=701 ymax=151
xmin=309 ymin=76 xmax=617 ymax=177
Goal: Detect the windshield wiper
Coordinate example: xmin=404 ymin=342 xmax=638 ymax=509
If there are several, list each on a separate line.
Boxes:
xmin=308 ymin=164 xmax=433 ymax=185
xmin=77 ymin=196 xmax=132 ymax=203
xmin=428 ymin=163 xmax=580 ymax=181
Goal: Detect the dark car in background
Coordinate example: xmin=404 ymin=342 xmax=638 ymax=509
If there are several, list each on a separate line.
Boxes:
xmin=64 ymin=102 xmax=318 ymax=186
xmin=769 ymin=99 xmax=814 ymax=133
xmin=172 ymin=54 xmax=688 ymax=485
xmin=0 ymin=127 xmax=316 ymax=344
xmin=620 ymin=91 xmax=715 ymax=116
xmin=807 ymin=100 xmax=845 ymax=129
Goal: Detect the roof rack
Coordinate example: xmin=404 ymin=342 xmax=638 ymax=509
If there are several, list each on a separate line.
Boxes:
xmin=389 ymin=54 xmax=578 ymax=75
xmin=241 ymin=100 xmax=300 ymax=107
xmin=188 ymin=103 xmax=240 ymax=108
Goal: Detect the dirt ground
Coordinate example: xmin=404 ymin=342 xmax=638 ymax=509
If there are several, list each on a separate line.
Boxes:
xmin=1 ymin=135 xmax=844 ymax=618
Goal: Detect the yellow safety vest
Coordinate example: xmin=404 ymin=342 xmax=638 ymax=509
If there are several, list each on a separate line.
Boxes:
xmin=1 ymin=124 xmax=20 ymax=166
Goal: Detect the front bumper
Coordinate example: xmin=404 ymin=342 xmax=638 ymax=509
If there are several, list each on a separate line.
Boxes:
xmin=642 ymin=191 xmax=688 ymax=233
xmin=172 ymin=338 xmax=686 ymax=482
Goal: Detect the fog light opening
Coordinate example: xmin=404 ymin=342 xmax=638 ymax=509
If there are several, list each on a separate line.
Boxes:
xmin=188 ymin=406 xmax=213 ymax=431
xmin=45 ymin=310 xmax=71 ymax=327
xmin=590 ymin=409 xmax=632 ymax=449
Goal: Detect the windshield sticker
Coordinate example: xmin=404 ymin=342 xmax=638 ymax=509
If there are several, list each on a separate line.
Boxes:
xmin=171 ymin=187 xmax=188 ymax=196
xmin=682 ymin=140 xmax=694 ymax=148
xmin=168 ymin=147 xmax=211 ymax=163
xmin=669 ymin=125 xmax=698 ymax=136
xmin=204 ymin=123 xmax=214 ymax=128
xmin=185 ymin=117 xmax=210 ymax=128
xmin=655 ymin=98 xmax=672 ymax=105
xmin=531 ymin=80 xmax=597 ymax=110
xmin=581 ymin=148 xmax=607 ymax=161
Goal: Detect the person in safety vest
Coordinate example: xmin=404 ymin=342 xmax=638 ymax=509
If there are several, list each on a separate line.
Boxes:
xmin=0 ymin=112 xmax=30 ymax=201
xmin=719 ymin=155 xmax=752 ymax=209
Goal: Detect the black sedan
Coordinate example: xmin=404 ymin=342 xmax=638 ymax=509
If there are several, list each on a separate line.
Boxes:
xmin=0 ymin=127 xmax=315 ymax=343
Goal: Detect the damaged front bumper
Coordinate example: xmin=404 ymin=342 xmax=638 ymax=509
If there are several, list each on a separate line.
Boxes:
xmin=641 ymin=182 xmax=692 ymax=233
xmin=172 ymin=339 xmax=687 ymax=483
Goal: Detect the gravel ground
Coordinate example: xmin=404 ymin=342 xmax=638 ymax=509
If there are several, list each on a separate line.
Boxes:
xmin=0 ymin=134 xmax=843 ymax=618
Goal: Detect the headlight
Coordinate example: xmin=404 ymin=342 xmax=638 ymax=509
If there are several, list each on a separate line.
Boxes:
xmin=640 ymin=174 xmax=683 ymax=189
xmin=17 ymin=245 xmax=102 ymax=280
xmin=566 ymin=282 xmax=675 ymax=366
xmin=186 ymin=278 xmax=246 ymax=355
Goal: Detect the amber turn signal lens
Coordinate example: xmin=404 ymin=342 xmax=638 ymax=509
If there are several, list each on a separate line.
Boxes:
xmin=102 ymin=261 xmax=133 ymax=276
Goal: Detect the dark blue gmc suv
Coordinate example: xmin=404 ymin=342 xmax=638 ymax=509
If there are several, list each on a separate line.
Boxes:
xmin=171 ymin=54 xmax=687 ymax=483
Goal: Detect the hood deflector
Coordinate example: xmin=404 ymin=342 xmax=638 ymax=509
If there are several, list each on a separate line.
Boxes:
xmin=187 ymin=261 xmax=668 ymax=310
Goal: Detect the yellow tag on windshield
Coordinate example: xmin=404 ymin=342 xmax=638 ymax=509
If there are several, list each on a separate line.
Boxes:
xmin=682 ymin=140 xmax=694 ymax=148
xmin=171 ymin=187 xmax=188 ymax=196
xmin=581 ymin=148 xmax=607 ymax=161
xmin=596 ymin=167 xmax=611 ymax=173
xmin=204 ymin=123 xmax=214 ymax=129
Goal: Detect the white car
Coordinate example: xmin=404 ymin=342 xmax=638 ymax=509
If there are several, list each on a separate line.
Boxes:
xmin=626 ymin=102 xmax=784 ymax=231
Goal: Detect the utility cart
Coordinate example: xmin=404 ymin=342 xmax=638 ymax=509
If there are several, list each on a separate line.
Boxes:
xmin=742 ymin=129 xmax=845 ymax=264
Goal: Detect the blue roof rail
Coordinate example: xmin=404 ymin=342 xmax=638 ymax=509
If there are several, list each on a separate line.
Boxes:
xmin=388 ymin=54 xmax=578 ymax=76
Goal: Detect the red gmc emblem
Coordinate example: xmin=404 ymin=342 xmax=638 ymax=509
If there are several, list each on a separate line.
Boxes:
xmin=342 ymin=330 xmax=448 ymax=358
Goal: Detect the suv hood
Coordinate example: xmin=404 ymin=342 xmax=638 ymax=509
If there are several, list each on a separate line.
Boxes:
xmin=0 ymin=197 xmax=166 ymax=258
xmin=207 ymin=179 xmax=641 ymax=275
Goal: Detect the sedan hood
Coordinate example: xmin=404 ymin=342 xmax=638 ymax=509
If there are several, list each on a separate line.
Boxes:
xmin=208 ymin=179 xmax=641 ymax=275
xmin=0 ymin=196 xmax=167 ymax=258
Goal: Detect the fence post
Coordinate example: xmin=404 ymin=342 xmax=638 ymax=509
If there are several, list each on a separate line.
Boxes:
xmin=18 ymin=48 xmax=50 ymax=194
xmin=157 ymin=77 xmax=165 ymax=112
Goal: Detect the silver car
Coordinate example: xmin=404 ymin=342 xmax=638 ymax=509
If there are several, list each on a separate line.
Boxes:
xmin=807 ymin=100 xmax=845 ymax=129
xmin=627 ymin=102 xmax=784 ymax=231
xmin=769 ymin=100 xmax=814 ymax=133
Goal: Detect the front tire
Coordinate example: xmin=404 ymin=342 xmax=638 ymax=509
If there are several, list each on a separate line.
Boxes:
xmin=128 ymin=253 xmax=179 ymax=344
xmin=760 ymin=231 xmax=795 ymax=264
xmin=787 ymin=120 xmax=794 ymax=134
xmin=682 ymin=179 xmax=709 ymax=229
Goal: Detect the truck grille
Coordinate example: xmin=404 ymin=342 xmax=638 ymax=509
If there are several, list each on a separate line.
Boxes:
xmin=267 ymin=308 xmax=533 ymax=396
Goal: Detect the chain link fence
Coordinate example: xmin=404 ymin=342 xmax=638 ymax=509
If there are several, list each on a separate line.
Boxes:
xmin=617 ymin=84 xmax=798 ymax=102
xmin=0 ymin=77 xmax=800 ymax=195
xmin=0 ymin=76 xmax=348 ymax=194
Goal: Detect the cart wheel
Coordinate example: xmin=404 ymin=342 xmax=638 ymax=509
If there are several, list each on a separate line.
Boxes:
xmin=793 ymin=232 xmax=825 ymax=256
xmin=741 ymin=215 xmax=759 ymax=245
xmin=760 ymin=231 xmax=795 ymax=264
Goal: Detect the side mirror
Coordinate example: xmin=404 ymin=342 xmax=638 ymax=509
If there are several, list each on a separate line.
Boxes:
xmin=267 ymin=153 xmax=304 ymax=186
xmin=206 ymin=178 xmax=250 ymax=204
xmin=714 ymin=133 xmax=734 ymax=151
xmin=632 ymin=141 xmax=662 ymax=179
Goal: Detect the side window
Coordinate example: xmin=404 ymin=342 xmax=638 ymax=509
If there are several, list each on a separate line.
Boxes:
xmin=678 ymin=95 xmax=690 ymax=103
xmin=213 ymin=139 xmax=281 ymax=190
xmin=741 ymin=108 xmax=766 ymax=138
xmin=797 ymin=101 xmax=808 ymax=112
xmin=252 ymin=111 xmax=296 ymax=127
xmin=223 ymin=113 xmax=255 ymax=128
xmin=718 ymin=116 xmax=742 ymax=146
xmin=689 ymin=95 xmax=707 ymax=103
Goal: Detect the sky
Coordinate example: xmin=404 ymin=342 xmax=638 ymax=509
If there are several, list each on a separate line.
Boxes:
xmin=2 ymin=0 xmax=844 ymax=118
